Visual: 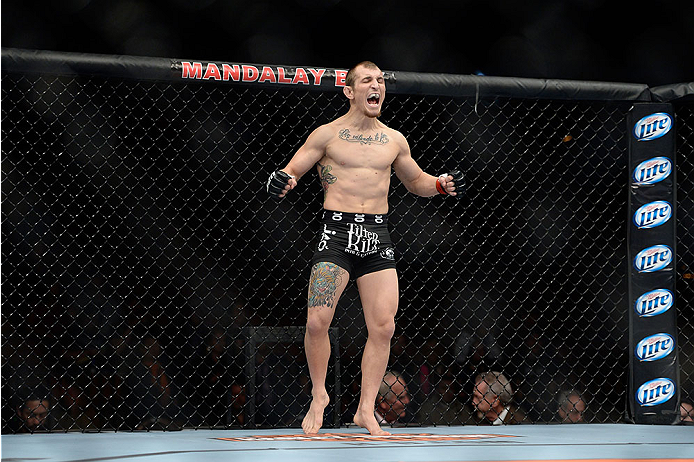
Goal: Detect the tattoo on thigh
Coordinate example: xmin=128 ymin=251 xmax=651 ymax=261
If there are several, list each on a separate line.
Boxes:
xmin=308 ymin=262 xmax=344 ymax=308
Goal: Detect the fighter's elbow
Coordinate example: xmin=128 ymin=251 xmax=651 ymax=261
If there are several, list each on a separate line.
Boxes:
xmin=402 ymin=181 xmax=417 ymax=194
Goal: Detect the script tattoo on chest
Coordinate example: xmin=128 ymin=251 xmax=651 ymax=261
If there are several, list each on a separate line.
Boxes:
xmin=338 ymin=128 xmax=389 ymax=145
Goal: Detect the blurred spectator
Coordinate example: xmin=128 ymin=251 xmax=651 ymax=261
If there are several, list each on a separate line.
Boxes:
xmin=186 ymin=327 xmax=239 ymax=427
xmin=10 ymin=387 xmax=52 ymax=433
xmin=52 ymin=368 xmax=100 ymax=431
xmin=451 ymin=286 xmax=503 ymax=377
xmin=514 ymin=327 xmax=560 ymax=422
xmin=556 ymin=389 xmax=587 ymax=423
xmin=681 ymin=401 xmax=694 ymax=424
xmin=470 ymin=371 xmax=529 ymax=425
xmin=387 ymin=332 xmax=420 ymax=417
xmin=414 ymin=338 xmax=450 ymax=399
xmin=121 ymin=335 xmax=183 ymax=430
xmin=229 ymin=383 xmax=247 ymax=425
xmin=276 ymin=344 xmax=315 ymax=427
xmin=375 ymin=371 xmax=411 ymax=426
xmin=417 ymin=374 xmax=468 ymax=425
xmin=455 ymin=330 xmax=501 ymax=372
xmin=388 ymin=333 xmax=416 ymax=384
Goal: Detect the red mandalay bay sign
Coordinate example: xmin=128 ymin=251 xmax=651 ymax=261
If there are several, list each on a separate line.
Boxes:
xmin=180 ymin=62 xmax=348 ymax=87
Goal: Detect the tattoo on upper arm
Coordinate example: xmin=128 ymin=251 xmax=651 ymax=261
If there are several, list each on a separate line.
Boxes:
xmin=317 ymin=162 xmax=337 ymax=197
xmin=308 ymin=262 xmax=344 ymax=308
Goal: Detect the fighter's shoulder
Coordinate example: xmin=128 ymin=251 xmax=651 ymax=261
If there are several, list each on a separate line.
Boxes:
xmin=380 ymin=125 xmax=408 ymax=150
xmin=379 ymin=124 xmax=407 ymax=142
xmin=306 ymin=123 xmax=336 ymax=145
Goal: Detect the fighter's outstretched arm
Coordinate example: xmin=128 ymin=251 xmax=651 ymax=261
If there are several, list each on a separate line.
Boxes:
xmin=267 ymin=125 xmax=332 ymax=199
xmin=392 ymin=133 xmax=463 ymax=197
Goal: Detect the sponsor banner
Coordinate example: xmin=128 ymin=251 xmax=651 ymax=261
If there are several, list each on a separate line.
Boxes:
xmin=627 ymin=103 xmax=679 ymax=424
xmin=633 ymin=112 xmax=673 ymax=141
xmin=215 ymin=433 xmax=517 ymax=443
xmin=635 ymin=333 xmax=675 ymax=362
xmin=634 ymin=288 xmax=674 ymax=317
xmin=633 ymin=244 xmax=673 ymax=273
xmin=636 ymin=378 xmax=676 ymax=406
xmin=172 ymin=61 xmax=394 ymax=90
xmin=632 ymin=156 xmax=672 ymax=185
xmin=633 ymin=201 xmax=672 ymax=229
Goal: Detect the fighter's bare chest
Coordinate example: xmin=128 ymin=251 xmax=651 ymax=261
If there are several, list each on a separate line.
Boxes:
xmin=325 ymin=128 xmax=397 ymax=169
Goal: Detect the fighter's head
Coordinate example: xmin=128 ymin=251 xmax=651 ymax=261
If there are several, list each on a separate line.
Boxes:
xmin=343 ymin=61 xmax=385 ymax=118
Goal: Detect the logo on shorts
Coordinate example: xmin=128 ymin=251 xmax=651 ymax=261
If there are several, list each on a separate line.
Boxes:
xmin=380 ymin=248 xmax=395 ymax=261
xmin=346 ymin=223 xmax=380 ymax=256
xmin=318 ymin=224 xmax=336 ymax=251
xmin=634 ymin=113 xmax=672 ymax=141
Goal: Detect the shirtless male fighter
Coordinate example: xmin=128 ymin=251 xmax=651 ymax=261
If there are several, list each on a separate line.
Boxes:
xmin=266 ymin=61 xmax=464 ymax=435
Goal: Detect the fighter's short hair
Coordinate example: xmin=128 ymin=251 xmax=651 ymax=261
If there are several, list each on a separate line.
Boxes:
xmin=345 ymin=61 xmax=380 ymax=88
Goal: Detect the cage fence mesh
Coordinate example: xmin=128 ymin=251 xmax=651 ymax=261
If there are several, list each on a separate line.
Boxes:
xmin=1 ymin=69 xmax=692 ymax=432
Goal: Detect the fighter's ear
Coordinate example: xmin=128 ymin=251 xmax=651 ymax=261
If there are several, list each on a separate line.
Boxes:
xmin=343 ymin=84 xmax=354 ymax=100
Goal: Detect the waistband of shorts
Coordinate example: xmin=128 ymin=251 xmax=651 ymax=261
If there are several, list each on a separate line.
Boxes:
xmin=321 ymin=209 xmax=388 ymax=224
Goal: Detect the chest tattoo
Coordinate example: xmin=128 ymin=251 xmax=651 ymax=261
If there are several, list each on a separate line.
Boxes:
xmin=338 ymin=128 xmax=389 ymax=145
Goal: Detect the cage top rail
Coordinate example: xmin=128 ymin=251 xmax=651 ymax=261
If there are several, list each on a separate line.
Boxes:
xmin=2 ymin=47 xmax=692 ymax=102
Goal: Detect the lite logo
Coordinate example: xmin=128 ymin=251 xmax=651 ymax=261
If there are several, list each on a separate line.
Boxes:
xmin=632 ymin=157 xmax=672 ymax=185
xmin=636 ymin=378 xmax=675 ymax=406
xmin=634 ymin=289 xmax=673 ymax=317
xmin=635 ymin=333 xmax=674 ymax=362
xmin=633 ymin=201 xmax=672 ymax=229
xmin=634 ymin=112 xmax=672 ymax=141
xmin=634 ymin=245 xmax=672 ymax=272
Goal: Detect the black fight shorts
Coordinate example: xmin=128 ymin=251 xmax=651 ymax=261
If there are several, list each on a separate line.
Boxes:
xmin=311 ymin=210 xmax=396 ymax=279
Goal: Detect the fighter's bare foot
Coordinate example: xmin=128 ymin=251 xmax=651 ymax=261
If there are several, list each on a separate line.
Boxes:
xmin=302 ymin=393 xmax=330 ymax=434
xmin=353 ymin=408 xmax=391 ymax=436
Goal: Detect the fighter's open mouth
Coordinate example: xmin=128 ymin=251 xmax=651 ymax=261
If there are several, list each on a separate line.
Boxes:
xmin=367 ymin=93 xmax=380 ymax=105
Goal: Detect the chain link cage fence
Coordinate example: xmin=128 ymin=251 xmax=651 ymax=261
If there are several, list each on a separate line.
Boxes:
xmin=2 ymin=50 xmax=692 ymax=432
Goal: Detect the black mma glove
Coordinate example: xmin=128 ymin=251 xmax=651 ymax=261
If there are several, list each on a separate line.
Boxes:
xmin=436 ymin=170 xmax=465 ymax=196
xmin=266 ymin=170 xmax=294 ymax=198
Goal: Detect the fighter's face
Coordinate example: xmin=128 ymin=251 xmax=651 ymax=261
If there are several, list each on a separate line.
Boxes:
xmin=345 ymin=65 xmax=385 ymax=117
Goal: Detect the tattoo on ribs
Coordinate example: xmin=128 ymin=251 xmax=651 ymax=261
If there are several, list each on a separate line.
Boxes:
xmin=308 ymin=262 xmax=344 ymax=308
xmin=317 ymin=162 xmax=337 ymax=197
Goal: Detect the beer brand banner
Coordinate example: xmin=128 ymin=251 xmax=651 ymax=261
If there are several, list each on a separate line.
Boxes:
xmin=627 ymin=103 xmax=680 ymax=424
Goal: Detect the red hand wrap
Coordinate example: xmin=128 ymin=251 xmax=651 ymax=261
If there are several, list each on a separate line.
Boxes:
xmin=436 ymin=178 xmax=447 ymax=195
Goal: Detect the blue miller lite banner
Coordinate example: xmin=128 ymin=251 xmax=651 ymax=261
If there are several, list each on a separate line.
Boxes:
xmin=627 ymin=103 xmax=679 ymax=423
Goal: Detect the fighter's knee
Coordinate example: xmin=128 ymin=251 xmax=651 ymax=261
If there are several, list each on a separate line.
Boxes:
xmin=370 ymin=318 xmax=396 ymax=341
xmin=305 ymin=315 xmax=331 ymax=337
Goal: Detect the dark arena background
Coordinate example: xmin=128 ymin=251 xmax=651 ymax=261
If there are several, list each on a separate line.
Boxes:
xmin=1 ymin=48 xmax=693 ymax=442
